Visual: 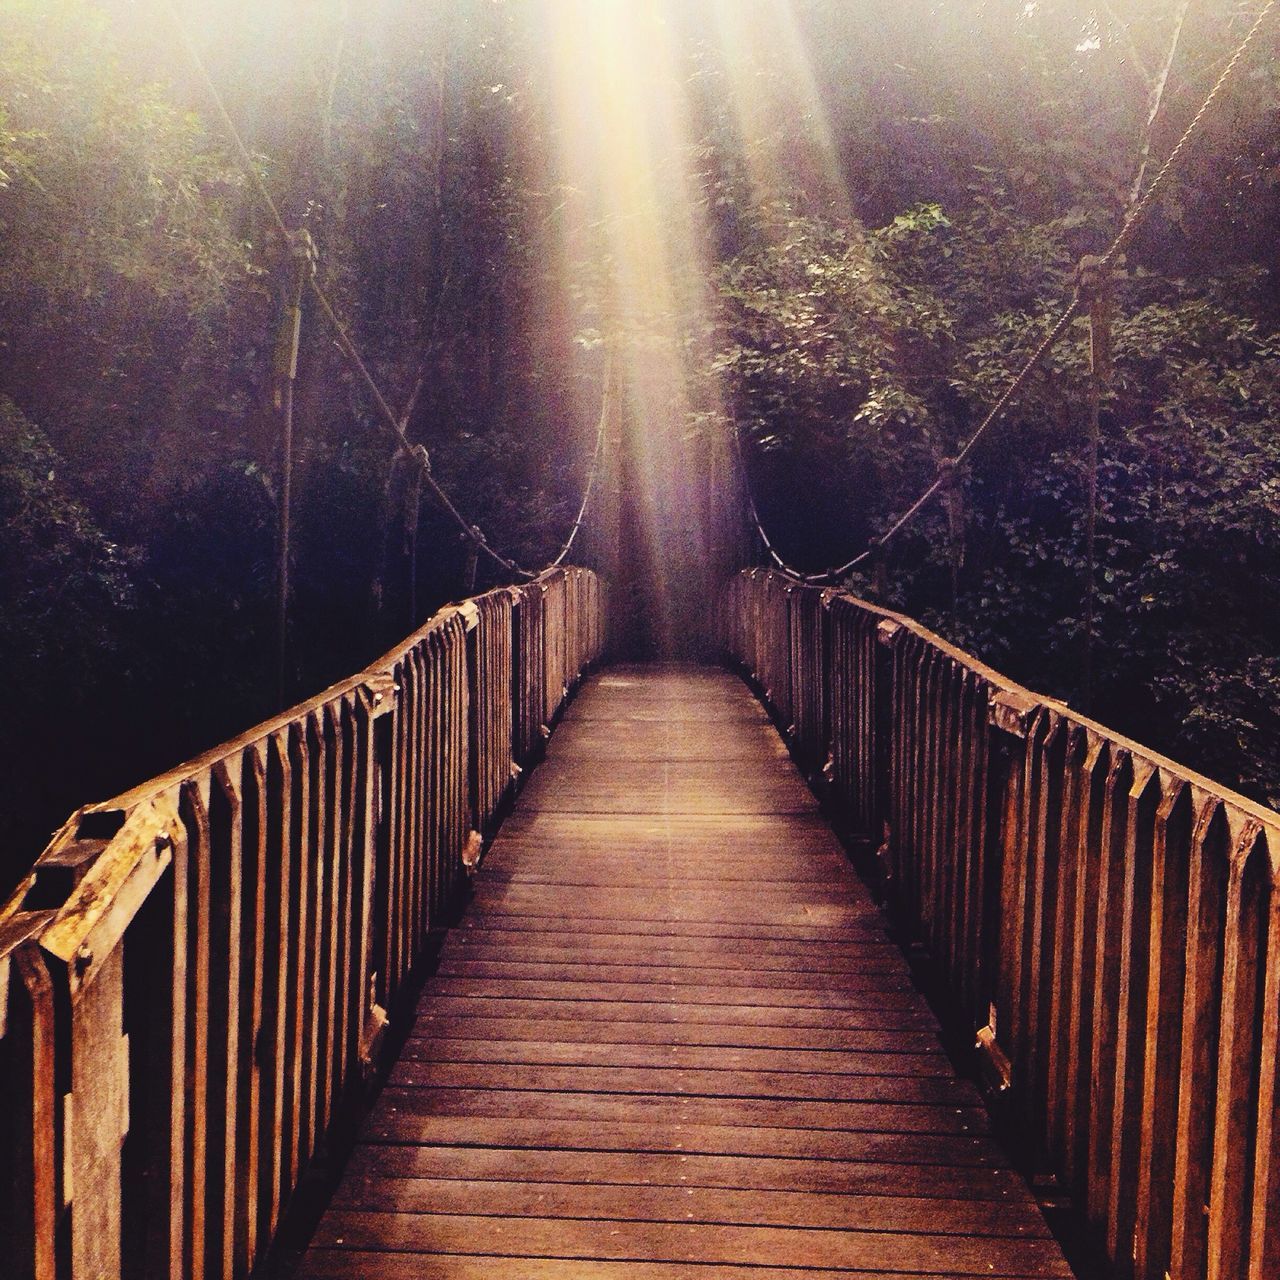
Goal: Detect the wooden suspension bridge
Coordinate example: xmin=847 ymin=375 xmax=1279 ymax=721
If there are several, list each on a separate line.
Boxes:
xmin=4 ymin=6 xmax=1278 ymax=1278
xmin=2 ymin=566 xmax=1277 ymax=1280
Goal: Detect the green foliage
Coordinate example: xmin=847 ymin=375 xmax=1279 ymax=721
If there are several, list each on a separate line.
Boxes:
xmin=0 ymin=396 xmax=137 ymax=680
xmin=0 ymin=0 xmax=254 ymax=313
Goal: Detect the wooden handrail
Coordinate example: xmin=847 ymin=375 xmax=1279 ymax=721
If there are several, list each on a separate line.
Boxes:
xmin=723 ymin=566 xmax=1280 ymax=1280
xmin=0 ymin=566 xmax=606 ymax=1280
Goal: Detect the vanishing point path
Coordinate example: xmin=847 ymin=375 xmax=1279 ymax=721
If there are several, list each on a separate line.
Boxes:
xmin=297 ymin=665 xmax=1074 ymax=1278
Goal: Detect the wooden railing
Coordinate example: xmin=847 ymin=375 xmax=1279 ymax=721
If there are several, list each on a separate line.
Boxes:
xmin=723 ymin=567 xmax=1279 ymax=1280
xmin=0 ymin=566 xmax=605 ymax=1280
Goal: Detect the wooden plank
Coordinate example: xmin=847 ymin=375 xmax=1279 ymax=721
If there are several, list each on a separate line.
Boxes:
xmin=436 ymin=941 xmax=905 ymax=975
xmin=411 ymin=994 xmax=934 ymax=1030
xmin=369 ymin=1084 xmax=991 ymax=1137
xmin=476 ymin=861 xmax=860 ymax=886
xmin=306 ymin=1211 xmax=1073 ymax=1275
xmin=299 ymin=1251 xmax=1063 ymax=1280
xmin=327 ymin=1175 xmax=1052 ymax=1235
xmin=466 ymin=887 xmax=874 ymax=928
xmin=396 ymin=1036 xmax=951 ymax=1074
xmin=340 ymin=1143 xmax=1026 ymax=1199
xmin=385 ymin=1060 xmax=971 ymax=1104
xmin=495 ymin=810 xmax=846 ymax=842
xmin=449 ymin=921 xmax=894 ymax=953
xmin=455 ymin=913 xmax=888 ymax=943
xmin=547 ymin=722 xmax=788 ymax=762
xmin=362 ymin=1115 xmax=998 ymax=1166
xmin=409 ymin=1012 xmax=944 ymax=1052
xmin=421 ymin=975 xmax=918 ymax=1010
xmin=431 ymin=958 xmax=910 ymax=986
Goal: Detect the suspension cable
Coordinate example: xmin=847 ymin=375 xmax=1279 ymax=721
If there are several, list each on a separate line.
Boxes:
xmin=163 ymin=0 xmax=611 ymax=582
xmin=549 ymin=356 xmax=612 ymax=568
xmin=740 ymin=0 xmax=1277 ymax=586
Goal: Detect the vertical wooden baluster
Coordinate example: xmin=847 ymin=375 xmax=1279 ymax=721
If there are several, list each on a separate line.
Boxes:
xmin=828 ymin=607 xmax=844 ymax=804
xmin=838 ymin=609 xmax=848 ymax=815
xmin=1207 ymin=824 xmax=1269 ymax=1280
xmin=904 ymin=644 xmax=925 ymax=918
xmin=1168 ymin=799 xmax=1229 ymax=1280
xmin=428 ymin=637 xmax=442 ymax=935
xmin=940 ymin=665 xmax=964 ymax=986
xmin=1023 ymin=717 xmax=1066 ymax=1168
xmin=833 ymin=606 xmax=847 ymax=809
xmin=300 ymin=717 xmax=323 ymax=1172
xmin=952 ymin=676 xmax=978 ymax=1025
xmin=1044 ymin=727 xmax=1083 ymax=1171
xmin=924 ymin=653 xmax=946 ymax=956
xmin=404 ymin=650 xmax=419 ymax=952
xmin=1103 ymin=760 xmax=1160 ymax=1271
xmin=240 ymin=745 xmax=267 ymax=1269
xmin=401 ymin=655 xmax=417 ymax=972
xmin=861 ymin=617 xmax=873 ymax=832
xmin=317 ymin=707 xmax=341 ymax=1140
xmin=354 ymin=679 xmax=388 ymax=1073
xmin=891 ymin=636 xmax=910 ymax=899
xmin=69 ymin=943 xmax=130 ymax=1280
xmin=863 ymin=617 xmax=877 ymax=834
xmin=209 ymin=759 xmax=243 ymax=1280
xmin=180 ymin=778 xmax=212 ymax=1280
xmin=261 ymin=732 xmax=289 ymax=1241
xmin=386 ymin=666 xmax=402 ymax=993
xmin=452 ymin=620 xmax=463 ymax=906
xmin=286 ymin=721 xmax=311 ymax=1192
xmin=305 ymin=716 xmax=327 ymax=1161
xmin=1062 ymin=734 xmax=1107 ymax=1200
xmin=497 ymin=596 xmax=513 ymax=817
xmin=1134 ymin=782 xmax=1193 ymax=1279
xmin=1247 ymin=840 xmax=1280 ymax=1280
xmin=474 ymin=605 xmax=489 ymax=829
xmin=453 ymin=620 xmax=468 ymax=898
xmin=921 ymin=644 xmax=939 ymax=931
xmin=885 ymin=632 xmax=905 ymax=900
xmin=429 ymin=638 xmax=442 ymax=938
xmin=1087 ymin=750 xmax=1132 ymax=1237
xmin=399 ymin=655 xmax=415 ymax=975
xmin=118 ymin=799 xmax=189 ymax=1280
xmin=14 ymin=948 xmax=58 ymax=1280
xmin=325 ymin=701 xmax=350 ymax=1131
xmin=429 ymin=635 xmax=444 ymax=925
xmin=996 ymin=708 xmax=1042 ymax=1093
xmin=921 ymin=645 xmax=942 ymax=936
xmin=974 ymin=682 xmax=1008 ymax=1053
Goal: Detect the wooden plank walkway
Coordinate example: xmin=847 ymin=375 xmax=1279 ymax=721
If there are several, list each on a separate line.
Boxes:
xmin=298 ymin=665 xmax=1075 ymax=1279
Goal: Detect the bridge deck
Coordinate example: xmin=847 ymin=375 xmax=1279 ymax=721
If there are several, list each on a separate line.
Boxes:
xmin=298 ymin=666 xmax=1073 ymax=1278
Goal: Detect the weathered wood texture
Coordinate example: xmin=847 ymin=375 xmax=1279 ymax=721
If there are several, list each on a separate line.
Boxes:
xmin=300 ymin=666 xmax=1072 ymax=1279
xmin=724 ymin=568 xmax=1280 ymax=1280
xmin=0 ymin=567 xmax=605 ymax=1280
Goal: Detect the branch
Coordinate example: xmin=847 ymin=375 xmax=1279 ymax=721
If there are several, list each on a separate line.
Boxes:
xmin=1127 ymin=0 xmax=1192 ymax=213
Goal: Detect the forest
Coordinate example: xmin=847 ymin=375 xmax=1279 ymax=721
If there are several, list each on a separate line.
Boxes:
xmin=2 ymin=0 xmax=1278 ymax=894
